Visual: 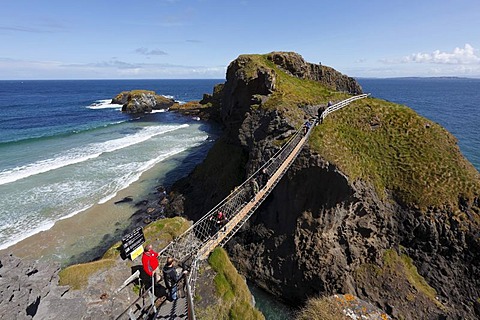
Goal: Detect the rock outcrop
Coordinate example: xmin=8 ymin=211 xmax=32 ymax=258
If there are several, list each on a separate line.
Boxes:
xmin=266 ymin=51 xmax=363 ymax=94
xmin=113 ymin=90 xmax=175 ymax=113
xmin=172 ymin=52 xmax=480 ymax=319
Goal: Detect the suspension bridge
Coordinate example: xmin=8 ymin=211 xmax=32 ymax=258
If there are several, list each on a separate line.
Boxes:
xmin=115 ymin=93 xmax=369 ymax=320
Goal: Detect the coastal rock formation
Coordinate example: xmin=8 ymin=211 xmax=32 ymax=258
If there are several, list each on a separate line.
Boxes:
xmin=173 ymin=52 xmax=480 ymax=319
xmin=112 ymin=90 xmax=175 ymax=113
xmin=267 ymin=51 xmax=363 ymax=94
xmin=0 ymin=254 xmax=69 ymax=319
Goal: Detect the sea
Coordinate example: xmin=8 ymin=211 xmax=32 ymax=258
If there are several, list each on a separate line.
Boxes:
xmin=0 ymin=79 xmax=222 ymax=251
xmin=0 ymin=77 xmax=478 ymax=320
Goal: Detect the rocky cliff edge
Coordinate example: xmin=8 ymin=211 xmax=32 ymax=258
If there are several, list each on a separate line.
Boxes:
xmin=172 ymin=51 xmax=480 ymax=319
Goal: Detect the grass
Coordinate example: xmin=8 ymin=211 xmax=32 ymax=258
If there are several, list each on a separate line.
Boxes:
xmin=383 ymin=249 xmax=443 ymax=309
xmin=169 ymin=101 xmax=205 ymax=110
xmin=383 ymin=250 xmax=436 ymax=297
xmin=229 ymin=53 xmax=480 ymax=212
xmin=142 ymin=216 xmax=191 ymax=248
xmin=309 ymin=97 xmax=480 ymax=210
xmin=58 ymin=259 xmax=115 ymax=290
xmin=59 ymin=217 xmax=191 ymax=290
xmin=296 ymin=296 xmax=348 ymax=320
xmin=202 ymin=247 xmax=264 ymax=320
xmin=234 ymin=54 xmax=347 ymax=126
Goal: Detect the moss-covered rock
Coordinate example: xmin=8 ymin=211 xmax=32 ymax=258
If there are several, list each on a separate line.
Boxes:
xmin=172 ymin=51 xmax=480 ymax=319
xmin=194 ymin=247 xmax=264 ymax=320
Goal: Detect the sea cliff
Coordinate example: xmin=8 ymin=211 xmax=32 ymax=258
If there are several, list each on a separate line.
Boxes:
xmin=172 ymin=51 xmax=480 ymax=319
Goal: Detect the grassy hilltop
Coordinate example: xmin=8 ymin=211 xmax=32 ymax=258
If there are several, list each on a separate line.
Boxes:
xmin=224 ymin=53 xmax=480 ymax=213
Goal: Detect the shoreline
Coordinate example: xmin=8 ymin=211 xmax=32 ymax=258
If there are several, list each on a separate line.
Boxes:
xmin=0 ymin=158 xmax=159 ymax=265
xmin=0 ymin=133 xmax=215 ymax=266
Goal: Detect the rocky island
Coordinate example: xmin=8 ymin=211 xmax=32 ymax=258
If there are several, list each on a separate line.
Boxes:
xmin=112 ymin=90 xmax=176 ymax=113
xmin=1 ymin=51 xmax=479 ymax=320
xmin=171 ymin=51 xmax=480 ymax=319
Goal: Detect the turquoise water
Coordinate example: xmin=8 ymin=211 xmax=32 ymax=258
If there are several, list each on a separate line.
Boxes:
xmin=248 ymin=283 xmax=295 ymax=320
xmin=0 ymin=80 xmax=221 ymax=250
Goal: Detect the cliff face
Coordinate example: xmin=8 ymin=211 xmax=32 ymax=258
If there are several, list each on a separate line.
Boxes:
xmin=173 ymin=52 xmax=480 ymax=319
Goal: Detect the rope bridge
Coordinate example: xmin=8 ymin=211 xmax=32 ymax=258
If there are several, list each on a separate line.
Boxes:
xmin=116 ymin=94 xmax=369 ymax=320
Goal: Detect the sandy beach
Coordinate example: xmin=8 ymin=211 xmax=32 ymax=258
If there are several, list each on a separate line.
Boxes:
xmin=0 ymin=150 xmax=193 ymax=267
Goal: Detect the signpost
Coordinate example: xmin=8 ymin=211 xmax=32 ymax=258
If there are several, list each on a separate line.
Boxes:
xmin=122 ymin=227 xmax=145 ymax=260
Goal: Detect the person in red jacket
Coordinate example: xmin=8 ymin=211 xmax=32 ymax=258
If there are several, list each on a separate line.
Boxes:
xmin=142 ymin=244 xmax=161 ymax=283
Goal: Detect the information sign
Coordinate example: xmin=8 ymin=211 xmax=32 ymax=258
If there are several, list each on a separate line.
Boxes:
xmin=122 ymin=227 xmax=145 ymax=260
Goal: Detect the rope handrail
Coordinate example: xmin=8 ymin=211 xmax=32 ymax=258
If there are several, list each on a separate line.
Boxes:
xmin=115 ymin=94 xmax=369 ymax=319
xmin=322 ymin=93 xmax=370 ymax=120
xmin=157 ymin=125 xmax=306 ymax=263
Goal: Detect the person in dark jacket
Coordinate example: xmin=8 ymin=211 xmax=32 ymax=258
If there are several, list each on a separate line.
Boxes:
xmin=163 ymin=257 xmax=187 ymax=300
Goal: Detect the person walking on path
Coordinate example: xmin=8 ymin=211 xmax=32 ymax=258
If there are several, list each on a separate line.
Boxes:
xmin=163 ymin=257 xmax=188 ymax=301
xmin=141 ymin=244 xmax=161 ymax=283
xmin=251 ymin=179 xmax=259 ymax=201
xmin=303 ymin=120 xmax=312 ymax=135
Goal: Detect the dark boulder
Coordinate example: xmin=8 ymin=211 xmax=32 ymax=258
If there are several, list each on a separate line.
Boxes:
xmin=112 ymin=90 xmax=175 ymax=114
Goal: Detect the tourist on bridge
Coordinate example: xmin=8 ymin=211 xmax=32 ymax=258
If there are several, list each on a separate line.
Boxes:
xmin=251 ymin=178 xmax=259 ymax=201
xmin=303 ymin=120 xmax=312 ymax=135
xmin=212 ymin=210 xmax=228 ymax=231
xmin=141 ymin=244 xmax=161 ymax=283
xmin=163 ymin=257 xmax=188 ymax=301
xmin=260 ymin=168 xmax=269 ymax=188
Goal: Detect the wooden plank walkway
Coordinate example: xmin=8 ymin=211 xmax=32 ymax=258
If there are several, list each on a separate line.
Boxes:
xmin=155 ymin=296 xmax=188 ymax=320
xmin=197 ymin=133 xmax=308 ymax=260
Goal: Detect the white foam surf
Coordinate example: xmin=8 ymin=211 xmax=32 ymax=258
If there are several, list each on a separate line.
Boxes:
xmin=87 ymin=99 xmax=123 ymax=110
xmin=0 ymin=205 xmax=91 ymax=251
xmin=98 ymin=147 xmax=187 ymax=204
xmin=0 ymin=124 xmax=189 ymax=186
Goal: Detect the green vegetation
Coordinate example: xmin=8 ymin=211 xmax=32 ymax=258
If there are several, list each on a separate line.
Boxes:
xmin=130 ymin=89 xmax=155 ymax=95
xmin=199 ymin=247 xmax=264 ymax=320
xmin=296 ymin=296 xmax=348 ymax=320
xmin=142 ymin=216 xmax=191 ymax=248
xmin=354 ymin=248 xmax=443 ymax=310
xmin=383 ymin=249 xmax=440 ymax=307
xmin=309 ymin=98 xmax=480 ymax=210
xmin=58 ymin=259 xmax=115 ymax=290
xmin=59 ymin=217 xmax=191 ymax=290
xmin=231 ymin=53 xmax=480 ymax=211
xmin=169 ymin=101 xmax=206 ymax=111
xmin=236 ymin=54 xmax=347 ymax=126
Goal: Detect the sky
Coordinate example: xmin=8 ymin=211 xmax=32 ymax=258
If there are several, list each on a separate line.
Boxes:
xmin=1 ymin=0 xmax=479 ymax=80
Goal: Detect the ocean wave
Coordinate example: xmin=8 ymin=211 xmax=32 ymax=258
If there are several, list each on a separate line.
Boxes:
xmin=0 ymin=124 xmax=189 ymax=186
xmin=86 ymin=99 xmax=123 ymax=110
xmin=0 ymin=119 xmax=132 ymax=146
xmin=0 ymin=205 xmax=91 ymax=251
xmin=151 ymin=109 xmax=168 ymax=113
xmin=98 ymin=147 xmax=187 ymax=204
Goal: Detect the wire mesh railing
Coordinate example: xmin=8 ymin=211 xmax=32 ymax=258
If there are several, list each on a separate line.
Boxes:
xmin=115 ymin=94 xmax=369 ymax=319
xmin=158 ymin=121 xmax=310 ymax=266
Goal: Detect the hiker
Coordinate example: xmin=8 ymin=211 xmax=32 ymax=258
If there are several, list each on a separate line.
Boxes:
xmin=210 ymin=210 xmax=228 ymax=232
xmin=163 ymin=257 xmax=188 ymax=301
xmin=141 ymin=244 xmax=161 ymax=283
xmin=303 ymin=120 xmax=311 ymax=135
xmin=317 ymin=107 xmax=324 ymax=125
xmin=251 ymin=179 xmax=259 ymax=201
xmin=260 ymin=168 xmax=269 ymax=188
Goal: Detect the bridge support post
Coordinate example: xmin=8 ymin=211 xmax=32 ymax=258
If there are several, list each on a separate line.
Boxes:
xmin=150 ymin=276 xmax=157 ymax=314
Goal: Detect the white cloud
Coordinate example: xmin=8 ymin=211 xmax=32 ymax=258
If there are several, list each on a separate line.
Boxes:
xmin=402 ymin=44 xmax=480 ymax=65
